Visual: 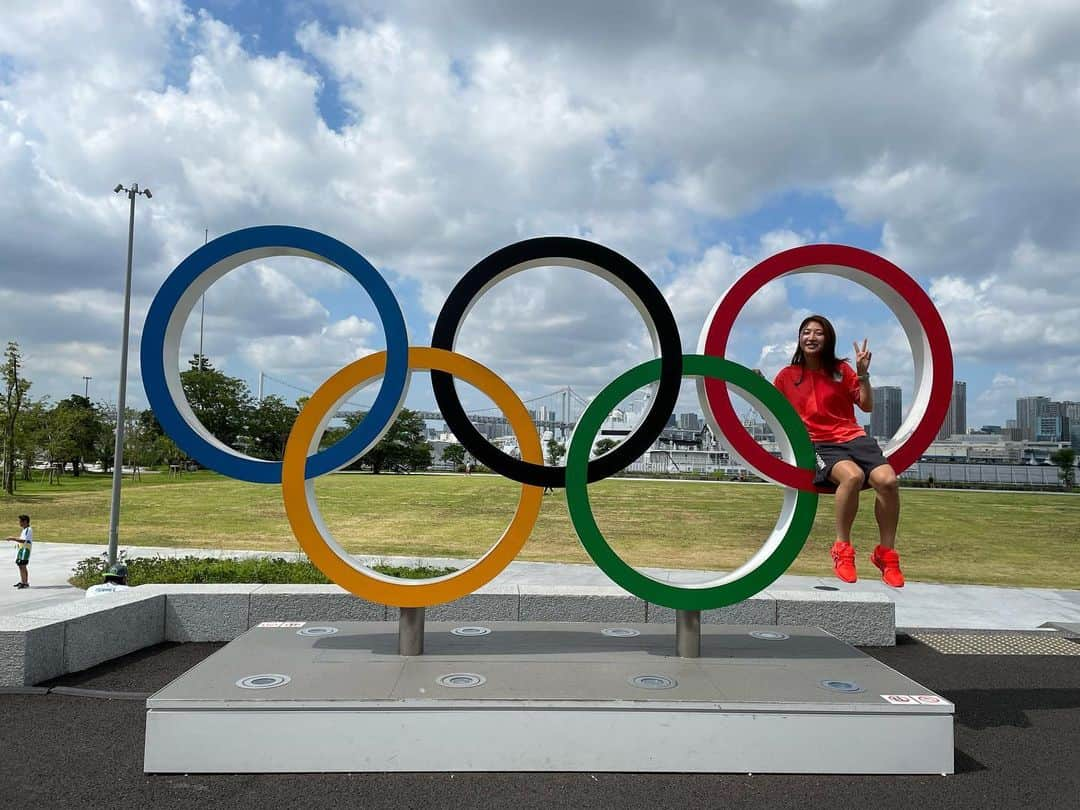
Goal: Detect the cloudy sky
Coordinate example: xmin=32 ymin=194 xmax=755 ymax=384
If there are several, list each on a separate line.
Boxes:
xmin=2 ymin=0 xmax=1078 ymax=434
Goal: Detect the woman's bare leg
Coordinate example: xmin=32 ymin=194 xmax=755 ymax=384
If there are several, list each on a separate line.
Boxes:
xmin=829 ymin=461 xmax=865 ymax=542
xmin=868 ymin=464 xmax=899 ymax=549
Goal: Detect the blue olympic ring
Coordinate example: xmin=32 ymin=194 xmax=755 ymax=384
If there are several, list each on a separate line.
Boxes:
xmin=140 ymin=225 xmax=410 ymax=484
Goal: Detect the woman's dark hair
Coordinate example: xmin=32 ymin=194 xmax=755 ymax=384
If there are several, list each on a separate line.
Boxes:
xmin=790 ymin=314 xmax=846 ymax=379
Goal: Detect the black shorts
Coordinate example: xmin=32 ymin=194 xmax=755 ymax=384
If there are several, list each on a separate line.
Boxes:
xmin=813 ymin=435 xmax=889 ymax=488
xmin=15 ymin=559 xmax=29 ymax=567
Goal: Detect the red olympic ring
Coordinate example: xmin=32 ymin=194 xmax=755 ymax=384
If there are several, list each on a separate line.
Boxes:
xmin=699 ymin=244 xmax=953 ymax=492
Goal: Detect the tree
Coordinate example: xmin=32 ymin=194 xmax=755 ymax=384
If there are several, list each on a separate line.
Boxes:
xmin=246 ymin=395 xmax=299 ymax=461
xmin=180 ymin=355 xmax=255 ymax=448
xmin=442 ymin=443 xmax=466 ymax=469
xmin=2 ymin=342 xmax=32 ymax=494
xmin=154 ymin=433 xmax=186 ymax=468
xmin=546 ymin=438 xmax=566 ymax=466
xmin=357 ymin=408 xmax=432 ymax=473
xmin=592 ymin=437 xmax=621 ymax=457
xmin=123 ymin=407 xmax=161 ymax=472
xmin=1050 ymin=448 xmax=1077 ymax=489
xmin=15 ymin=398 xmax=50 ymax=481
xmin=51 ymin=395 xmax=108 ymax=476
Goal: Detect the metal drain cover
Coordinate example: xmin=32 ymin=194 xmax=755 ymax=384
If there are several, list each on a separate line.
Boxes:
xmin=236 ymin=674 xmax=291 ymax=690
xmin=437 ymin=673 xmax=487 ymax=688
xmin=630 ymin=675 xmax=677 ymax=690
xmin=297 ymin=626 xmax=339 ymax=636
xmin=819 ymin=679 xmax=863 ymax=693
xmin=451 ymin=626 xmax=492 ymax=637
xmin=601 ymin=627 xmax=641 ymax=637
xmin=750 ymin=631 xmax=789 ymax=641
xmin=910 ymin=631 xmax=1080 ymax=656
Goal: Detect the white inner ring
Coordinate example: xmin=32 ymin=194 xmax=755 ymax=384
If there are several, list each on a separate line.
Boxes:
xmin=609 ymin=375 xmax=801 ymax=591
xmin=450 ymin=258 xmax=664 ymax=463
xmin=162 ymin=247 xmax=386 ymax=463
xmin=301 ymin=366 xmax=532 ymax=590
xmin=694 ymin=264 xmax=934 ymax=485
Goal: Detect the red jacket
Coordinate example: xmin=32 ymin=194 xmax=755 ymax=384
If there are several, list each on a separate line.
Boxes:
xmin=773 ymin=361 xmax=867 ymax=444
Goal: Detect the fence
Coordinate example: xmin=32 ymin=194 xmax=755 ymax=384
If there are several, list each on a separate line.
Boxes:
xmin=899 ymin=462 xmax=1064 ymax=486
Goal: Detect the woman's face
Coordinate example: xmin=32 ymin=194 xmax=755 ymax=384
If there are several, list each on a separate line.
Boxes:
xmin=799 ymin=320 xmax=827 ymax=358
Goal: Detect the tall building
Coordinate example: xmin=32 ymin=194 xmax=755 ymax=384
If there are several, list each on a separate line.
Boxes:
xmin=937 ymin=380 xmax=967 ymax=439
xmin=1016 ymin=396 xmax=1049 ymax=440
xmin=677 ymin=412 xmax=701 ymax=431
xmin=870 ymin=386 xmax=902 ymax=439
xmin=1036 ymin=414 xmax=1062 ymax=442
xmin=1046 ymin=401 xmax=1072 ymax=442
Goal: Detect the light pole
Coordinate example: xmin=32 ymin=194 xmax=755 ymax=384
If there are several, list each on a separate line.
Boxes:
xmin=82 ymin=376 xmax=92 ymax=399
xmin=107 ymin=182 xmax=152 ymax=566
xmin=198 ymin=228 xmax=207 ymax=369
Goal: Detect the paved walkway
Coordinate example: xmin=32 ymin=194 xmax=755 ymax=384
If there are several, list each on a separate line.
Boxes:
xmin=4 ymin=541 xmax=1079 ymax=631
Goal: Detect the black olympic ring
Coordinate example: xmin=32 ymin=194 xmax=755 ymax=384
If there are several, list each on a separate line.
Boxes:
xmin=431 ymin=236 xmax=683 ymax=488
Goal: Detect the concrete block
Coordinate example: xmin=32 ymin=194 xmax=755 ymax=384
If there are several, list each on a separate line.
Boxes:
xmin=646 ymin=596 xmax=776 ymax=625
xmin=249 ymin=585 xmax=386 ymax=625
xmin=0 ymin=616 xmax=66 ymax=687
xmin=388 ymin=585 xmax=519 ymax=623
xmin=518 ymin=585 xmax=647 ymax=623
xmin=24 ymin=592 xmax=167 ymax=673
xmin=771 ymin=590 xmax=895 ymax=646
xmin=137 ymin=585 xmax=260 ymax=642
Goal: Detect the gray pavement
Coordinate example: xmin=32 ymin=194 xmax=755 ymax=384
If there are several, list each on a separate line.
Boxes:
xmin=3 ymin=541 xmax=1079 ymax=630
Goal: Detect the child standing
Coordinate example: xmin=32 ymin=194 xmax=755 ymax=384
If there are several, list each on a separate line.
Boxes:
xmin=6 ymin=514 xmax=32 ymax=589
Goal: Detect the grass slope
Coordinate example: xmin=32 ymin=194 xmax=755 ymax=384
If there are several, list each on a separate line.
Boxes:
xmin=4 ymin=470 xmax=1077 ymax=588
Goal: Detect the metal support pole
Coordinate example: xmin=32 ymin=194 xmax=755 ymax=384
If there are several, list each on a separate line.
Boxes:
xmin=106 ymin=187 xmax=138 ymax=567
xmin=676 ymin=609 xmax=701 ymax=658
xmin=398 ymin=607 xmax=425 ymax=656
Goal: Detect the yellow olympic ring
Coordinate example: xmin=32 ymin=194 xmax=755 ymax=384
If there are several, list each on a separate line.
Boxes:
xmin=281 ymin=347 xmax=544 ymax=607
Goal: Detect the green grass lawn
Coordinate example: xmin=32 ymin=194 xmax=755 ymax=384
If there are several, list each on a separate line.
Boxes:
xmin=3 ymin=469 xmax=1078 ymax=588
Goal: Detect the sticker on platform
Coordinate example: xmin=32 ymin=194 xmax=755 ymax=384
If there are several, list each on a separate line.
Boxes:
xmin=257 ymin=621 xmax=306 ymax=628
xmin=881 ymin=694 xmax=918 ymax=704
xmin=913 ymin=695 xmax=948 ymax=705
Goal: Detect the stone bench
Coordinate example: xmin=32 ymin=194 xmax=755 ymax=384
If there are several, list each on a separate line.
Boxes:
xmin=0 ymin=584 xmax=894 ymax=687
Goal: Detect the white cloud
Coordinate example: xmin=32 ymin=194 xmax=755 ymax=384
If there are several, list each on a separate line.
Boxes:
xmin=0 ymin=0 xmax=1078 ymax=425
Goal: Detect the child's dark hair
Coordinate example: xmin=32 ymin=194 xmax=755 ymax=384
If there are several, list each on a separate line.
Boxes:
xmin=790 ymin=315 xmax=846 ymax=381
xmin=18 ymin=514 xmax=29 ymax=523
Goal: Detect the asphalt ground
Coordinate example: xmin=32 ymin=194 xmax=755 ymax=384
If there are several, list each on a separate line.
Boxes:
xmin=1 ymin=636 xmax=1078 ymax=810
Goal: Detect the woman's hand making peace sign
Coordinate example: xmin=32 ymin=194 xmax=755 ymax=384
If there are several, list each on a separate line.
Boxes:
xmin=853 ymin=338 xmax=872 ymax=377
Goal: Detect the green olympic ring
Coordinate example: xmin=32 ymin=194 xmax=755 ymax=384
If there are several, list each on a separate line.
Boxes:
xmin=565 ymin=354 xmax=819 ymax=611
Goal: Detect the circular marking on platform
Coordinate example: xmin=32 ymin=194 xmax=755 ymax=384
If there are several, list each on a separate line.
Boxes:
xmin=450 ymin=626 xmax=492 ymax=637
xmin=297 ymin=626 xmax=340 ymax=636
xmin=750 ymin=631 xmax=789 ymax=640
xmin=437 ymin=673 xmax=487 ymax=688
xmin=236 ymin=674 xmax=292 ymax=690
xmin=819 ymin=679 xmax=863 ymax=693
xmin=629 ymin=674 xmax=678 ymax=690
xmin=601 ymin=627 xmax=641 ymax=638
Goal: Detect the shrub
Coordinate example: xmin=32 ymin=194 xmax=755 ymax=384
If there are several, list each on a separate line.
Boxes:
xmin=69 ymin=554 xmax=457 ymax=589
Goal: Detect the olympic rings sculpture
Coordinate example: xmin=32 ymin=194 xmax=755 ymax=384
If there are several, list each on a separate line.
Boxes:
xmin=141 ymin=226 xmax=952 ymax=610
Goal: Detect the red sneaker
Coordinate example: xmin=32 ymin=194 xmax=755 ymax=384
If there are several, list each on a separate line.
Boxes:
xmin=830 ymin=540 xmax=857 ymax=583
xmin=870 ymin=545 xmax=905 ymax=588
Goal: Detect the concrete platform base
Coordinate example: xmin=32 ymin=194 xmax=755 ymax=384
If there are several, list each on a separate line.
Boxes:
xmin=144 ymin=622 xmax=953 ymax=774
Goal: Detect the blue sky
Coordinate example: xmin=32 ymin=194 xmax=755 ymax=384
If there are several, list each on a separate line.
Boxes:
xmin=2 ymin=0 xmax=1078 ymax=437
